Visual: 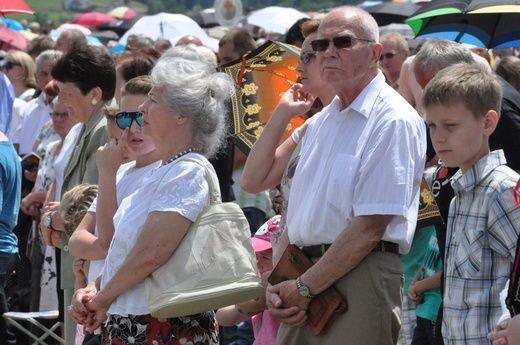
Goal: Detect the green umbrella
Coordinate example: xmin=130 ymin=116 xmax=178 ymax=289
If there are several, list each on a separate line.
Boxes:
xmin=405 ymin=0 xmax=520 ymax=48
xmin=406 ymin=0 xmax=473 ymax=36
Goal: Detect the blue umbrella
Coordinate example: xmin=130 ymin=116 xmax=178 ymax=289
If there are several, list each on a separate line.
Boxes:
xmin=0 ymin=17 xmax=24 ymax=31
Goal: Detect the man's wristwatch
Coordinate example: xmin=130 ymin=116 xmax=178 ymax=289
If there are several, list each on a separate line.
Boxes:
xmin=296 ymin=276 xmax=315 ymax=299
xmin=43 ymin=212 xmax=54 ymax=230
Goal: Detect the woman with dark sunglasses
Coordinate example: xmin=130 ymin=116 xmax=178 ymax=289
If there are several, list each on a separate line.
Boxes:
xmin=67 ymin=76 xmax=161 ymax=345
xmin=2 ymin=51 xmax=37 ymax=102
xmin=242 ymin=20 xmax=336 ymax=243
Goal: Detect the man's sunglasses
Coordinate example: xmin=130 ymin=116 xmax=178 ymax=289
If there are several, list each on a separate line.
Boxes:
xmin=115 ymin=111 xmax=143 ymax=130
xmin=299 ymin=52 xmax=317 ymax=65
xmin=379 ymin=52 xmax=400 ymax=61
xmin=311 ymin=36 xmax=374 ymax=52
xmin=1 ymin=61 xmax=21 ymax=71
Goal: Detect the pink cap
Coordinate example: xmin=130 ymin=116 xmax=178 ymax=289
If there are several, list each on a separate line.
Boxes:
xmin=251 ymin=215 xmax=281 ymax=253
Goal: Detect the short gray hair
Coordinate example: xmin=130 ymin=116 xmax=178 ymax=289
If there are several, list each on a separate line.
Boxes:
xmin=162 ymin=44 xmax=218 ymax=69
xmin=150 ymin=57 xmax=234 ymax=157
xmin=412 ymin=39 xmax=475 ymax=77
xmin=35 ymin=49 xmax=63 ymax=72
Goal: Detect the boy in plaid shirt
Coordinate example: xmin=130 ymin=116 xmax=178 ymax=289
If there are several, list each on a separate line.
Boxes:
xmin=423 ymin=63 xmax=520 ymax=345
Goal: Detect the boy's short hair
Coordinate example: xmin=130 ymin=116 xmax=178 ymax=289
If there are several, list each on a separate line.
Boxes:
xmin=422 ymin=63 xmax=502 ymax=119
xmin=60 ymin=184 xmax=98 ymax=238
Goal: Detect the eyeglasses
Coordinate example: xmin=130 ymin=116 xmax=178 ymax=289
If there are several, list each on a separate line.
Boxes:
xmin=311 ymin=36 xmax=374 ymax=52
xmin=379 ymin=51 xmax=401 ymax=61
xmin=299 ymin=52 xmax=317 ymax=65
xmin=1 ymin=61 xmax=21 ymax=71
xmin=51 ymin=111 xmax=69 ymax=119
xmin=115 ymin=111 xmax=143 ymax=130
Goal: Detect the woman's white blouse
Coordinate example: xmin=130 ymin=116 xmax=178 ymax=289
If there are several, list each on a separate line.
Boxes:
xmin=101 ymin=153 xmax=215 ymax=317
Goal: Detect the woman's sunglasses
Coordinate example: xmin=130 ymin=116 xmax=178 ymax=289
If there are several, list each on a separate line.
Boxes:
xmin=299 ymin=52 xmax=317 ymax=65
xmin=379 ymin=52 xmax=400 ymax=61
xmin=311 ymin=36 xmax=374 ymax=52
xmin=1 ymin=61 xmax=21 ymax=71
xmin=21 ymin=154 xmax=40 ymax=172
xmin=115 ymin=111 xmax=143 ymax=130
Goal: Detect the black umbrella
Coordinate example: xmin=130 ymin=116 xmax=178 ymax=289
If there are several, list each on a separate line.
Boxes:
xmin=97 ymin=16 xmax=141 ymax=37
xmin=89 ymin=30 xmax=120 ymax=45
xmin=366 ymin=2 xmax=422 ymax=26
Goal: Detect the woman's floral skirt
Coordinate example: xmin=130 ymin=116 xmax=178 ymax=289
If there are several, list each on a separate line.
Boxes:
xmin=101 ymin=311 xmax=218 ymax=345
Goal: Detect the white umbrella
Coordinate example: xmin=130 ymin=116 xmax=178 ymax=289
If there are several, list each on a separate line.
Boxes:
xmin=54 ymin=23 xmax=91 ymax=35
xmin=119 ymin=12 xmax=218 ymax=51
xmin=247 ymin=6 xmax=310 ymax=35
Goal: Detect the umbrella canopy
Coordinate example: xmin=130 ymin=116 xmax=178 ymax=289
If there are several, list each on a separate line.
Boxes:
xmin=20 ymin=30 xmax=38 ymax=41
xmin=247 ymin=6 xmax=310 ymax=35
xmin=55 ymin=23 xmax=92 ymax=35
xmin=89 ymin=30 xmax=120 ymax=45
xmin=406 ymin=0 xmax=520 ymax=48
xmin=119 ymin=12 xmax=217 ymax=51
xmin=98 ymin=16 xmax=140 ymax=37
xmin=108 ymin=6 xmax=138 ymax=20
xmin=0 ymin=26 xmax=29 ymax=50
xmin=0 ymin=0 xmax=34 ymax=15
xmin=220 ymin=40 xmax=304 ymax=154
xmin=406 ymin=0 xmax=473 ymax=34
xmin=365 ymin=2 xmax=422 ymax=26
xmin=187 ymin=11 xmax=219 ymax=28
xmin=409 ymin=12 xmax=520 ymax=48
xmin=71 ymin=12 xmax=116 ymax=27
xmin=466 ymin=0 xmax=520 ymax=12
xmin=0 ymin=17 xmax=24 ymax=31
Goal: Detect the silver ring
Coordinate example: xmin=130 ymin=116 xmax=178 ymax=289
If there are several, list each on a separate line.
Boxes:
xmin=67 ymin=305 xmax=73 ymax=311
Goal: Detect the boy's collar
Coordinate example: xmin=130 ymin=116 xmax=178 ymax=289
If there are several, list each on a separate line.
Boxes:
xmin=452 ymin=150 xmax=507 ymax=191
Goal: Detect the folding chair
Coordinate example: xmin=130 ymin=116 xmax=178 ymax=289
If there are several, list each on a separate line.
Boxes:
xmin=3 ymin=310 xmax=64 ymax=345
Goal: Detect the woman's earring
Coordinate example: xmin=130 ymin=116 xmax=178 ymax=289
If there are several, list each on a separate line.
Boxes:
xmin=91 ymin=99 xmax=97 ymax=106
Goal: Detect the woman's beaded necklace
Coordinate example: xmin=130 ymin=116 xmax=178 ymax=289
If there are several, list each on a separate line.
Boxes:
xmin=163 ymin=147 xmax=200 ymax=166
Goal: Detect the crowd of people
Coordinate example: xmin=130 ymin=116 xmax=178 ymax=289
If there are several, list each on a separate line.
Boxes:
xmin=1 ymin=4 xmax=520 ymax=345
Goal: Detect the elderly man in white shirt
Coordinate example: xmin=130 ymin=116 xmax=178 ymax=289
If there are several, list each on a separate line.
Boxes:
xmin=264 ymin=6 xmax=426 ymax=345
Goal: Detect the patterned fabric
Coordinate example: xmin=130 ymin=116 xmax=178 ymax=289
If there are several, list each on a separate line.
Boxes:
xmin=398 ymin=295 xmax=416 ymax=345
xmin=443 ymin=150 xmax=520 ymax=345
xmin=101 ymin=312 xmax=218 ymax=345
xmin=35 ymin=122 xmax=59 ymax=159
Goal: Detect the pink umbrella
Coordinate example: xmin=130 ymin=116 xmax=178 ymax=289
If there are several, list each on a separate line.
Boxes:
xmin=0 ymin=0 xmax=34 ymax=15
xmin=108 ymin=6 xmax=138 ymax=20
xmin=71 ymin=12 xmax=116 ymax=26
xmin=0 ymin=26 xmax=29 ymax=50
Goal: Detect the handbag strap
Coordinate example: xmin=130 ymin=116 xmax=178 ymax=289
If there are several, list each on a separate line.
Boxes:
xmin=149 ymin=156 xmax=221 ymax=208
xmin=180 ymin=157 xmax=221 ymax=205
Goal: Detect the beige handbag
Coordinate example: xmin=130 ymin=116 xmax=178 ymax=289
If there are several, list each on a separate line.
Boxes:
xmin=145 ymin=158 xmax=264 ymax=318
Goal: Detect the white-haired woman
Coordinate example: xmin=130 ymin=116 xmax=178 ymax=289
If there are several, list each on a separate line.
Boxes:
xmin=70 ymin=57 xmax=234 ymax=344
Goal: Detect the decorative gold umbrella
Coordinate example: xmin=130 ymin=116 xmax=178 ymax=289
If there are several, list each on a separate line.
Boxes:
xmin=220 ymin=40 xmax=304 ymax=154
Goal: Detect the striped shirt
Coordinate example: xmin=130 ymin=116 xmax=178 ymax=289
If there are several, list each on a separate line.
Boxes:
xmin=443 ymin=150 xmax=520 ymax=345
